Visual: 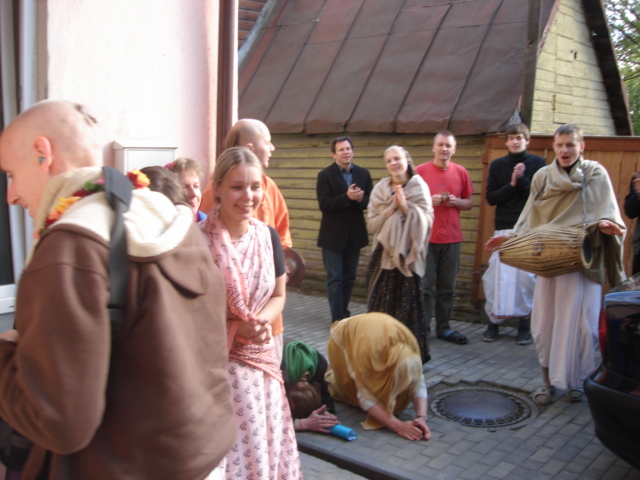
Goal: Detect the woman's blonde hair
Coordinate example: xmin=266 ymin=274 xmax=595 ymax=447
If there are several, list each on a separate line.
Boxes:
xmin=166 ymin=157 xmax=202 ymax=177
xmin=211 ymin=147 xmax=263 ymax=204
xmin=384 ymin=145 xmax=415 ymax=176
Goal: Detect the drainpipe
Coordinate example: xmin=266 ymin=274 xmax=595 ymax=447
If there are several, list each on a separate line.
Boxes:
xmin=520 ymin=0 xmax=540 ymax=127
xmin=217 ymin=0 xmax=238 ymax=158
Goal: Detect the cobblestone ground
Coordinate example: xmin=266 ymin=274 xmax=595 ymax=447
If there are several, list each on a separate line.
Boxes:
xmin=284 ymin=291 xmax=640 ymax=480
xmin=299 ymin=452 xmax=367 ymax=479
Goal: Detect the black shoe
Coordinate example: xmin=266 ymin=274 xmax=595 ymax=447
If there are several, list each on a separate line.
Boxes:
xmin=482 ymin=323 xmax=499 ymax=342
xmin=516 ymin=317 xmax=532 ymax=345
xmin=437 ymin=330 xmax=468 ymax=345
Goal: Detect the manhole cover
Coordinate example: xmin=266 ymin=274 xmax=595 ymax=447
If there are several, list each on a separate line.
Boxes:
xmin=430 ymin=385 xmax=538 ymax=429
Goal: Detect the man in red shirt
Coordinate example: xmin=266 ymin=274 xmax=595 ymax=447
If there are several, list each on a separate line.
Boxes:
xmin=416 ymin=131 xmax=474 ymax=345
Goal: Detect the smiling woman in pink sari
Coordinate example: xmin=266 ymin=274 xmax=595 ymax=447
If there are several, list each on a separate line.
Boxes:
xmin=200 ymin=147 xmax=301 ymax=479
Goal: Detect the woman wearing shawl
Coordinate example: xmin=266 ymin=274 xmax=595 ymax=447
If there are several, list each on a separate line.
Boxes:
xmin=326 ymin=313 xmax=431 ymax=441
xmin=281 ymin=340 xmax=339 ymax=433
xmin=200 ymin=147 xmax=300 ymax=479
xmin=366 ymin=146 xmax=434 ymax=363
xmin=486 ymin=125 xmax=625 ymax=405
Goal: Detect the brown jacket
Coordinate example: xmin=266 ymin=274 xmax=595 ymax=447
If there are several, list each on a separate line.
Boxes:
xmin=0 ymin=168 xmax=234 ymax=479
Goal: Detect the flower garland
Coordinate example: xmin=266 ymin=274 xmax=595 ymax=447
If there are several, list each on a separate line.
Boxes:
xmin=39 ymin=169 xmax=150 ymax=238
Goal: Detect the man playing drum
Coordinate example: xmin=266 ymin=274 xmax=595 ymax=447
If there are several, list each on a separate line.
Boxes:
xmin=485 ymin=124 xmax=625 ymax=406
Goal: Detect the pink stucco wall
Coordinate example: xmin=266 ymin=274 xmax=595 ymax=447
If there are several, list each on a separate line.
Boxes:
xmin=45 ymin=0 xmax=219 ymax=177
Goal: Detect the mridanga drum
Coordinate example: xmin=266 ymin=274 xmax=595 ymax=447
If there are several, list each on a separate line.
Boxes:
xmin=499 ymin=225 xmax=593 ymax=278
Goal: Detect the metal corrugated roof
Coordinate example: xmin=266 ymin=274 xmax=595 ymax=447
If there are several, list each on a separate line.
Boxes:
xmin=238 ymin=0 xmax=626 ymax=135
xmin=239 ymin=0 xmax=270 ymax=47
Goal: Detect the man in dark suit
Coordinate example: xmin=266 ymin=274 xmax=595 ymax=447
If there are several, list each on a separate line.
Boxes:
xmin=316 ymin=136 xmax=373 ymax=322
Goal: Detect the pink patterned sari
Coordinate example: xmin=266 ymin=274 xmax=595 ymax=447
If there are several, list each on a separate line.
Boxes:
xmin=200 ymin=209 xmax=300 ymax=479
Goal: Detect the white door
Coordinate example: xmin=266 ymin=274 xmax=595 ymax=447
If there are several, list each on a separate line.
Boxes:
xmin=0 ymin=176 xmax=17 ymax=314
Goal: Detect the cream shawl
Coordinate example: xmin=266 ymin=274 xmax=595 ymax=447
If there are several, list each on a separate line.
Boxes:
xmin=367 ymin=175 xmax=433 ymax=277
xmin=515 ymin=157 xmax=626 ymax=285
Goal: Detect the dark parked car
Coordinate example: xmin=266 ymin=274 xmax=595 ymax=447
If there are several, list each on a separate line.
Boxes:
xmin=584 ymin=275 xmax=640 ymax=469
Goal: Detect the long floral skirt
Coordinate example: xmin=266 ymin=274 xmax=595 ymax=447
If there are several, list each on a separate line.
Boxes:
xmin=366 ymin=244 xmax=430 ymax=363
xmin=211 ymin=361 xmax=301 ymax=480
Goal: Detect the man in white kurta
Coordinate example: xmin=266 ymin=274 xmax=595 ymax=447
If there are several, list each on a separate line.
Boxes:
xmin=486 ymin=124 xmax=625 ymax=405
xmin=482 ymin=123 xmax=545 ymax=344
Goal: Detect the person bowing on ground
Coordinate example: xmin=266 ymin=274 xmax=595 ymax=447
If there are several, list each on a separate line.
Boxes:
xmin=326 ymin=312 xmax=431 ymax=441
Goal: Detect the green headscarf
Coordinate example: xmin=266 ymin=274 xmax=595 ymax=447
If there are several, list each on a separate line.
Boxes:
xmin=284 ymin=341 xmax=319 ymax=385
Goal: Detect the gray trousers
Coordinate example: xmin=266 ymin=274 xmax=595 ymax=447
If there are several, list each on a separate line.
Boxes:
xmin=422 ymin=242 xmax=461 ymax=336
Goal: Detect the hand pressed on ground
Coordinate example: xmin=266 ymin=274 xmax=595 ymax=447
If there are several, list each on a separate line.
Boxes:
xmin=297 ymin=405 xmax=339 ymax=433
xmin=391 ymin=418 xmax=430 ymax=441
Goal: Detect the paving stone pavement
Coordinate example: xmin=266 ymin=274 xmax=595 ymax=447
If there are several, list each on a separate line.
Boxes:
xmin=299 ymin=452 xmax=367 ymax=480
xmin=284 ymin=291 xmax=640 ymax=480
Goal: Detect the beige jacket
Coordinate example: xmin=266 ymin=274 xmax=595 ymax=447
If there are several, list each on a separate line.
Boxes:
xmin=516 ymin=158 xmax=626 ymax=286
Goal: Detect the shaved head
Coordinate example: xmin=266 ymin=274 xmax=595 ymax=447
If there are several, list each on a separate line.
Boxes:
xmin=225 ymin=119 xmax=265 ymax=148
xmin=224 ymin=119 xmax=274 ymax=168
xmin=4 ymin=100 xmax=102 ymax=172
xmin=0 ymin=100 xmax=102 ymax=219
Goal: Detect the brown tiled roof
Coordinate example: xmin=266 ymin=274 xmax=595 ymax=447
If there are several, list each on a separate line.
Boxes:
xmin=238 ymin=0 xmax=630 ymax=135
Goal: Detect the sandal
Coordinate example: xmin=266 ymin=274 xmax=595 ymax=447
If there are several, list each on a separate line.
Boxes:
xmin=437 ymin=330 xmax=468 ymax=345
xmin=568 ymin=389 xmax=584 ymax=403
xmin=531 ymin=385 xmax=555 ymax=406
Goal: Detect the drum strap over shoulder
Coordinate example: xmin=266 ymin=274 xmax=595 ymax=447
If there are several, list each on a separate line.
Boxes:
xmin=513 ymin=175 xmax=587 ymax=235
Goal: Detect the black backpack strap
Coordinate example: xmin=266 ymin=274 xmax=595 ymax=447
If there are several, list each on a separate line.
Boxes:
xmin=102 ymin=166 xmax=132 ymax=343
xmin=0 ymin=167 xmax=134 ymax=473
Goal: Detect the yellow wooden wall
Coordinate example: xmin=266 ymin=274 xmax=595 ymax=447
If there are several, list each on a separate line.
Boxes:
xmin=531 ymin=0 xmax=616 ymax=135
xmin=269 ymin=133 xmax=485 ymax=319
xmin=271 ymin=132 xmax=640 ymax=322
